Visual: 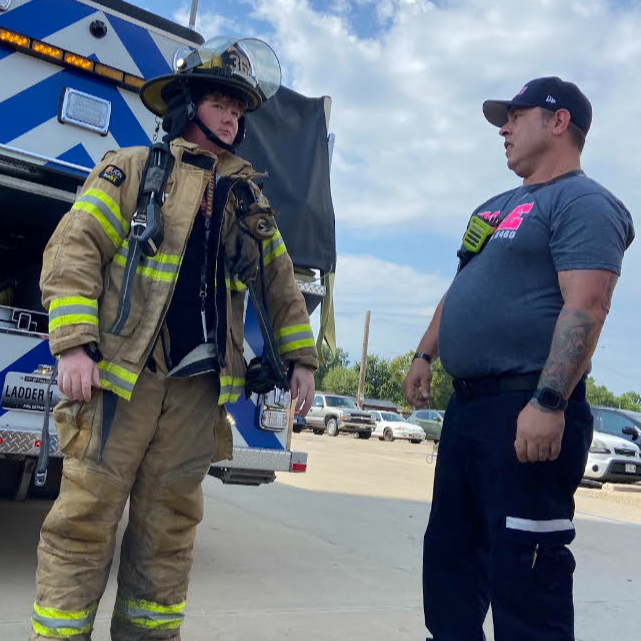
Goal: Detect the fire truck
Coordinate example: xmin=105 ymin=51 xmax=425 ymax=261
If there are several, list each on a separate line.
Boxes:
xmin=0 ymin=0 xmax=336 ymax=499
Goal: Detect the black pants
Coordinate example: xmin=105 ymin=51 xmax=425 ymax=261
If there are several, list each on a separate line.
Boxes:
xmin=423 ymin=386 xmax=593 ymax=641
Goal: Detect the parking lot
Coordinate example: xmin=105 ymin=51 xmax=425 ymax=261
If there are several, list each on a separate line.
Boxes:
xmin=1 ymin=432 xmax=640 ymax=641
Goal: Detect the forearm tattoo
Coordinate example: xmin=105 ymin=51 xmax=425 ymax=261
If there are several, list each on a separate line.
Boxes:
xmin=538 ymin=307 xmax=604 ymax=398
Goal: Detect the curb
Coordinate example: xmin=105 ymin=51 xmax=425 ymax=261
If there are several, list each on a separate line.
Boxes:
xmin=601 ymin=483 xmax=641 ymax=493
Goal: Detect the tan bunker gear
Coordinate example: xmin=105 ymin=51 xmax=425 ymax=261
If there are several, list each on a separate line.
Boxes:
xmin=31 ymin=137 xmax=317 ymax=640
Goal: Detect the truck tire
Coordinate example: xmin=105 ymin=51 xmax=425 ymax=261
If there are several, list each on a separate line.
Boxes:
xmin=410 ymin=439 xmax=422 ymax=444
xmin=326 ymin=418 xmax=339 ymax=437
xmin=357 ymin=431 xmax=371 ymax=440
xmin=293 ymin=425 xmax=303 ymax=433
xmin=313 ymin=429 xmax=324 ymax=435
xmin=383 ymin=428 xmax=394 ymax=442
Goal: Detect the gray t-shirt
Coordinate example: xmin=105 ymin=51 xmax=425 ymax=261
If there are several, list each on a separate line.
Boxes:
xmin=439 ymin=170 xmax=634 ymax=379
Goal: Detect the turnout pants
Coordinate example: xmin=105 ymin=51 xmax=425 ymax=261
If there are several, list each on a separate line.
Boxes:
xmin=31 ymin=347 xmax=225 ymax=641
xmin=423 ymin=385 xmax=593 ymax=641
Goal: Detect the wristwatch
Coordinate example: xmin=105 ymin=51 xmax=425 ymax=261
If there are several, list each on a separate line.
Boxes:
xmin=533 ymin=387 xmax=567 ymax=411
xmin=413 ymin=351 xmax=432 ymax=365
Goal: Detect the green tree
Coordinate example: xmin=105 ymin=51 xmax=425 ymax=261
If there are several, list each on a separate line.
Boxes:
xmin=389 ymin=351 xmax=415 ymax=407
xmin=358 ymin=354 xmax=397 ymax=403
xmin=585 ymin=377 xmax=641 ymax=411
xmin=322 ymin=366 xmax=359 ymax=396
xmin=314 ymin=345 xmax=350 ymax=389
xmin=585 ymin=376 xmax=618 ymax=407
xmin=429 ymin=360 xmax=454 ymax=410
xmin=618 ymin=391 xmax=641 ymax=411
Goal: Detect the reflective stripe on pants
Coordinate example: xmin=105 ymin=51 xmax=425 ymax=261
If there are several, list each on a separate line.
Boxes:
xmin=32 ymin=346 xmax=226 ymax=641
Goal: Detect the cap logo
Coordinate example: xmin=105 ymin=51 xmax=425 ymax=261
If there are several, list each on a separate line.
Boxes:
xmin=517 ymin=85 xmax=528 ymax=96
xmin=546 ymin=95 xmax=557 ymax=104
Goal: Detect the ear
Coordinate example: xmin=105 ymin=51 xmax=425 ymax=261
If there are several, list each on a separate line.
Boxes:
xmin=552 ymin=109 xmax=572 ymax=136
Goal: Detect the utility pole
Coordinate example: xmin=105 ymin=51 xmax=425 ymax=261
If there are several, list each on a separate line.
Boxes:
xmin=357 ymin=310 xmax=371 ymax=409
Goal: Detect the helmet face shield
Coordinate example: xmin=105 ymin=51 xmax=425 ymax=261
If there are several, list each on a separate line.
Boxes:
xmin=142 ymin=36 xmax=281 ymax=117
xmin=195 ymin=37 xmax=281 ymax=102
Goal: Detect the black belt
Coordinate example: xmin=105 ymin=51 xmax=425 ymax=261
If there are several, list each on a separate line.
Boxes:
xmin=452 ymin=374 xmax=586 ymax=403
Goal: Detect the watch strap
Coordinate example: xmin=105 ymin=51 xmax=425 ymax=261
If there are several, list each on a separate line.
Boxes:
xmin=533 ymin=387 xmax=568 ymax=411
xmin=413 ymin=351 xmax=432 ymax=365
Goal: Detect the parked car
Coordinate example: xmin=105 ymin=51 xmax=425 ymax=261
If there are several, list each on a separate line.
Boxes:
xmin=371 ymin=411 xmax=425 ymax=443
xmin=407 ymin=409 xmax=444 ymax=442
xmin=584 ymin=431 xmax=641 ymax=483
xmin=305 ymin=393 xmax=375 ymax=438
xmin=590 ymin=406 xmax=641 ymax=448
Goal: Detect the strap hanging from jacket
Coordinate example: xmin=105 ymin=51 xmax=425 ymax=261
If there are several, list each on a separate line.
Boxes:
xmin=110 ymin=141 xmax=174 ymax=334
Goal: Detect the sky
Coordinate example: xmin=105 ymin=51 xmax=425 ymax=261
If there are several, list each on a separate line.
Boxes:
xmin=148 ymin=0 xmax=640 ymax=394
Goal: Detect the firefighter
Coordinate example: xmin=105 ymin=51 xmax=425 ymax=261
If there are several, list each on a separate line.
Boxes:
xmin=31 ymin=36 xmax=317 ymax=641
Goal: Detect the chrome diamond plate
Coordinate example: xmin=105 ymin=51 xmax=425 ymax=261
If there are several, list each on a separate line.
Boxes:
xmin=296 ymin=280 xmax=326 ymax=297
xmin=0 ymin=428 xmax=60 ymax=457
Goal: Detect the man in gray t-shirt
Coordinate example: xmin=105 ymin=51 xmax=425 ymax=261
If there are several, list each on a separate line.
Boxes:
xmin=403 ymin=77 xmax=634 ymax=641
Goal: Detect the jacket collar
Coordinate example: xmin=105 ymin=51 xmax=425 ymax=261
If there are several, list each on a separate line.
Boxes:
xmin=170 ymin=137 xmax=254 ymax=176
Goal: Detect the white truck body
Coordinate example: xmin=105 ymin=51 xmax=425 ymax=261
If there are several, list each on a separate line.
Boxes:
xmin=0 ymin=0 xmax=335 ymax=498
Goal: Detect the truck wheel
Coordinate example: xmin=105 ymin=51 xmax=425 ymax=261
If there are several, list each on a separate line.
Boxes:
xmin=410 ymin=439 xmax=422 ymax=444
xmin=293 ymin=426 xmax=303 ymax=433
xmin=383 ymin=428 xmax=394 ymax=442
xmin=313 ymin=429 xmax=324 ymax=435
xmin=326 ymin=418 xmax=339 ymax=437
xmin=357 ymin=431 xmax=371 ymax=440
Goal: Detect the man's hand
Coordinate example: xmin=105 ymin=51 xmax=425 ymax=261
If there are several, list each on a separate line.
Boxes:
xmin=290 ymin=364 xmax=315 ymax=416
xmin=58 ymin=346 xmax=102 ymax=402
xmin=514 ymin=400 xmax=565 ymax=463
xmin=403 ymin=359 xmax=432 ymax=408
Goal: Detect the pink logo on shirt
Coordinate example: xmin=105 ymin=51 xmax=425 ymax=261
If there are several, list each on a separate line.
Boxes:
xmin=497 ymin=203 xmax=534 ymax=231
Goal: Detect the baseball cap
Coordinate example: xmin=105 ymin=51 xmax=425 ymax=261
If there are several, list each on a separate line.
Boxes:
xmin=483 ymin=76 xmax=592 ymax=135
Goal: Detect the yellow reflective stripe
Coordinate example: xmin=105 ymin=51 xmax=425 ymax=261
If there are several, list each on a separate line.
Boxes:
xmin=113 ymin=612 xmax=183 ymax=630
xmin=49 ymin=297 xmax=99 ymax=332
xmin=83 ymin=189 xmax=126 ymax=230
xmin=274 ymin=323 xmax=315 ymax=355
xmin=113 ymin=242 xmax=181 ymax=283
xmin=32 ymin=601 xmax=97 ymax=638
xmin=32 ymin=620 xmax=94 ymax=638
xmin=121 ymin=240 xmax=181 ymax=265
xmin=274 ymin=323 xmax=312 ymax=339
xmin=49 ymin=314 xmax=99 ymax=331
xmin=218 ymin=376 xmax=245 ymax=404
xmin=117 ymin=597 xmax=186 ymax=615
xmin=33 ymin=602 xmax=98 ymax=621
xmin=72 ymin=188 xmax=127 ymax=248
xmin=225 ymin=277 xmax=247 ymax=292
xmin=262 ymin=230 xmax=287 ymax=266
xmin=113 ymin=596 xmax=185 ymax=631
xmin=98 ymin=361 xmax=138 ymax=401
xmin=49 ymin=296 xmax=98 ymax=312
xmin=279 ymin=338 xmax=316 ymax=354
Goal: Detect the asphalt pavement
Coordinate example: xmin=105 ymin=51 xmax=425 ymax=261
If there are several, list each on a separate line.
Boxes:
xmin=1 ymin=433 xmax=639 ymax=641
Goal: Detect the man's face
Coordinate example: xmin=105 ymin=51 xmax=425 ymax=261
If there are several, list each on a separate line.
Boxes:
xmin=196 ymin=93 xmax=245 ymax=146
xmin=498 ymin=107 xmax=554 ymax=178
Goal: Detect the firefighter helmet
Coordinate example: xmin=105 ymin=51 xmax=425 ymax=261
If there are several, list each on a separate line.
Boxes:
xmin=140 ymin=36 xmax=281 ymax=117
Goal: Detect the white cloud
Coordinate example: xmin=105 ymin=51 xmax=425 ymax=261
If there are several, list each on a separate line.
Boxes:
xmin=312 ymin=254 xmax=451 ymax=361
xmin=172 ymin=0 xmax=641 ymax=392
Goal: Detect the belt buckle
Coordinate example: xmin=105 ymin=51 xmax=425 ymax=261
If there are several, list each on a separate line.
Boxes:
xmin=453 ymin=379 xmax=472 ymax=402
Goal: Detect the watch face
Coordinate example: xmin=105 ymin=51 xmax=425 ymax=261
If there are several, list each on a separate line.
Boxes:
xmin=538 ymin=388 xmax=563 ymax=409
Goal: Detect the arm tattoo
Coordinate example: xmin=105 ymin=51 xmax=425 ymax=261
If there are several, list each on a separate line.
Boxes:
xmin=538 ymin=307 xmax=603 ymax=398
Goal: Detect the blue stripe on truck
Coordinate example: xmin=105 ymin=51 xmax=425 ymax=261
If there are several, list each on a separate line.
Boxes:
xmin=0 ymin=0 xmax=95 ymax=40
xmin=0 ymin=66 xmax=150 ymax=149
xmin=107 ymin=13 xmax=172 ymax=79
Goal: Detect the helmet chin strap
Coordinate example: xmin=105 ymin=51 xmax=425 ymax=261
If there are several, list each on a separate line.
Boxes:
xmin=194 ymin=116 xmax=237 ymax=153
